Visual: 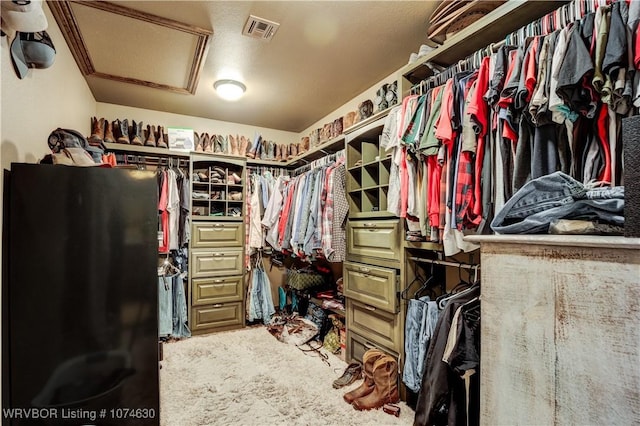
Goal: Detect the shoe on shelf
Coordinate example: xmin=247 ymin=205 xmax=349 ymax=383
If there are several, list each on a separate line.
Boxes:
xmin=229 ymin=191 xmax=243 ymax=201
xmin=230 ymin=172 xmax=242 ymax=184
xmin=333 ymin=362 xmax=362 ymax=389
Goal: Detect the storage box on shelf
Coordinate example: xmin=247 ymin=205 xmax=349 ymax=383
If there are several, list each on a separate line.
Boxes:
xmin=189 ymin=154 xmax=247 ymax=335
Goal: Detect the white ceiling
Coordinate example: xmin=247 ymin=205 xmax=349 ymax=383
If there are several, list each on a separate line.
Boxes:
xmin=49 ymin=1 xmax=439 ymax=133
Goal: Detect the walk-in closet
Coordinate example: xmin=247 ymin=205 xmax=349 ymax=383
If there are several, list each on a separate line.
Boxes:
xmin=2 ymin=0 xmax=639 ymax=425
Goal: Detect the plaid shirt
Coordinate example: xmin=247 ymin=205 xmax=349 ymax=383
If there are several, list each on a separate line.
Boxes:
xmin=327 ymin=160 xmax=347 ymax=262
xmin=320 ymin=164 xmax=337 ymax=257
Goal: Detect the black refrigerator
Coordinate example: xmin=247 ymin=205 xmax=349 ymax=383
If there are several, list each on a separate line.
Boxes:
xmin=2 ymin=164 xmax=160 ymax=425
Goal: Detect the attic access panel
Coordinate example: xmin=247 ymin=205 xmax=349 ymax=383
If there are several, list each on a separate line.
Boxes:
xmin=48 ymin=1 xmax=212 ymax=94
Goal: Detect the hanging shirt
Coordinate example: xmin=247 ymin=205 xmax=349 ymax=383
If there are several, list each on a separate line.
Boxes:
xmin=158 ymin=170 xmax=169 ymax=253
xmin=327 ymin=161 xmax=348 ymax=262
xmin=167 ymin=169 xmax=181 ymax=251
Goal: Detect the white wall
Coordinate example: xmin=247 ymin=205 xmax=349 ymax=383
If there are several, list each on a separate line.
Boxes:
xmin=299 ymin=70 xmax=398 ymax=138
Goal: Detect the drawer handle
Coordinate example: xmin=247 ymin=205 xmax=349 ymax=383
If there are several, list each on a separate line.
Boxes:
xmin=359 ymin=267 xmax=370 ymax=273
xmin=213 ymin=253 xmax=225 ymax=257
xmin=212 ymin=303 xmax=223 ymax=308
xmin=364 ymin=305 xmax=376 ymax=312
xmin=213 ymin=224 xmax=223 ymax=227
xmin=364 ymin=223 xmax=376 ymax=228
xmin=213 ymin=279 xmax=223 ymax=283
xmin=364 ymin=341 xmax=377 ymax=350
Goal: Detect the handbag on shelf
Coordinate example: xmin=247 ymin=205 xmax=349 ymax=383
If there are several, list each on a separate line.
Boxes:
xmin=286 ymin=268 xmax=325 ymax=290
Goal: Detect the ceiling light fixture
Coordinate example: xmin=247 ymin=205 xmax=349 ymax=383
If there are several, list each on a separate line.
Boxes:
xmin=214 ymin=79 xmax=246 ymax=101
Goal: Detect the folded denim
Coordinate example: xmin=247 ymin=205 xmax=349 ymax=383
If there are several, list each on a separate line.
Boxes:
xmin=491 ymin=171 xmax=624 ymax=234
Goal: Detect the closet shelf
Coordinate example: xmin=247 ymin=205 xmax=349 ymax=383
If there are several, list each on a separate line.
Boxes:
xmin=310 ymin=297 xmax=345 ymax=317
xmin=344 ymin=108 xmax=391 ymax=136
xmin=404 ymin=240 xmax=443 ymax=251
xmin=399 ymin=0 xmax=569 ymax=89
xmin=246 ymin=134 xmax=345 ymax=168
xmin=349 ymin=211 xmax=395 ymax=219
xmin=104 ymin=142 xmax=189 ymax=157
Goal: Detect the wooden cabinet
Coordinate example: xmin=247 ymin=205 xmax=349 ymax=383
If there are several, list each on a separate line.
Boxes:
xmin=346 ymin=219 xmax=401 ymax=265
xmin=191 ymin=276 xmax=244 ymax=306
xmin=188 ymin=155 xmax=246 ymax=335
xmin=191 ymin=301 xmax=244 ymax=333
xmin=343 ymin=112 xmax=404 ymax=366
xmin=347 ymin=299 xmax=402 ymax=354
xmin=191 ymin=222 xmax=244 ymax=248
xmin=343 ymin=261 xmax=398 ymax=313
xmin=466 ymin=235 xmax=640 ymax=426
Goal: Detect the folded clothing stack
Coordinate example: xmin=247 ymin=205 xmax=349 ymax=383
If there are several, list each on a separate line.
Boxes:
xmin=427 ymin=0 xmax=505 ymax=44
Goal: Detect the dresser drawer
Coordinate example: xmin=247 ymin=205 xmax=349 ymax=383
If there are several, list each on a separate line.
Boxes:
xmin=347 ymin=299 xmax=402 ymax=354
xmin=192 ymin=275 xmax=243 ymax=306
xmin=346 ymin=329 xmax=397 ymax=365
xmin=191 ymin=301 xmax=243 ymax=334
xmin=343 ymin=261 xmax=398 ymax=313
xmin=192 ymin=250 xmax=243 ymax=277
xmin=347 ymin=219 xmax=400 ymax=263
xmin=192 ymin=222 xmax=244 ymax=248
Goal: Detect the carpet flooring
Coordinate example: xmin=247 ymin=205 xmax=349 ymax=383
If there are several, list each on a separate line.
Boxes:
xmin=159 ymin=326 xmax=414 ymax=425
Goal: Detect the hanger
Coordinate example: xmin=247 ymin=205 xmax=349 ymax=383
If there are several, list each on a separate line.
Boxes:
xmin=414 ymin=262 xmax=439 ymax=300
xmin=163 ymin=254 xmax=181 ymax=276
xmin=400 ymin=262 xmax=426 ymax=301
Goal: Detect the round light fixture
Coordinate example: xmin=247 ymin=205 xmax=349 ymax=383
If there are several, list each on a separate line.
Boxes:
xmin=214 ymin=79 xmax=246 ymax=101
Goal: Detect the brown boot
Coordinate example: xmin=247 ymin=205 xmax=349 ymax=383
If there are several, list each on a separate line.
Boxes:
xmin=343 ymin=349 xmax=386 ymax=404
xmin=287 ymin=143 xmax=298 ymax=160
xmin=145 ymin=124 xmax=156 ymax=147
xmin=352 ymin=355 xmax=399 ymax=411
xmin=104 ymin=119 xmax=115 ymax=144
xmin=239 ymin=135 xmax=248 ymax=156
xmin=229 ymin=134 xmax=239 ymax=156
xmin=156 ymin=125 xmax=168 ymax=148
xmin=130 ymin=120 xmax=143 ymax=145
xmin=89 ymin=117 xmax=104 ymax=146
xmin=299 ymin=137 xmax=310 ymax=154
xmin=274 ymin=143 xmax=282 ymax=162
xmin=279 ymin=144 xmax=289 ymax=162
xmin=204 ymin=133 xmax=213 ymax=153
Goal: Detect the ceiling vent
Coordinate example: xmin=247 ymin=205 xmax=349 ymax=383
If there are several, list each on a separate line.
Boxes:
xmin=242 ymin=15 xmax=279 ymax=41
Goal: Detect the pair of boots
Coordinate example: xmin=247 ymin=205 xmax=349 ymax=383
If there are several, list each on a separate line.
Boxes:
xmin=142 ymin=124 xmax=168 ymax=148
xmin=343 ymin=349 xmax=399 ymax=411
xmin=246 ymin=136 xmax=277 ymax=160
xmin=92 ymin=117 xmax=165 ymax=147
xmin=194 ymin=133 xmax=249 ymax=156
xmin=194 ymin=133 xmax=224 ymax=154
xmin=90 ymin=117 xmax=133 ymax=146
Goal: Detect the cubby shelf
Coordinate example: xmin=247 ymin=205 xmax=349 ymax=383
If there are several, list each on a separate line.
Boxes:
xmin=190 ymin=155 xmax=246 ymax=221
xmin=345 ymin=114 xmax=395 ymax=218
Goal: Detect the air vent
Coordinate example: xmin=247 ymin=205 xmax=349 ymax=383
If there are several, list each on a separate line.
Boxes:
xmin=242 ymin=15 xmax=279 ymax=41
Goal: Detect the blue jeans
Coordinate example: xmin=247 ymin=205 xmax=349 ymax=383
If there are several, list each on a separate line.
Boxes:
xmin=491 ymin=171 xmax=624 ymax=234
xmin=158 ymin=276 xmax=173 ymax=337
xmin=171 ymin=274 xmax=191 ymax=338
xmin=403 ymin=298 xmax=438 ymax=393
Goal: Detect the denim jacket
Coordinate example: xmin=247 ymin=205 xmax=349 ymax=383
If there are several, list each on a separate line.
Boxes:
xmin=491 ymin=171 xmax=624 ymax=234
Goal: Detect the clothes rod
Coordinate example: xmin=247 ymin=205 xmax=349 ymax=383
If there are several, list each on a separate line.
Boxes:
xmin=408 ymin=256 xmax=479 ymax=270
